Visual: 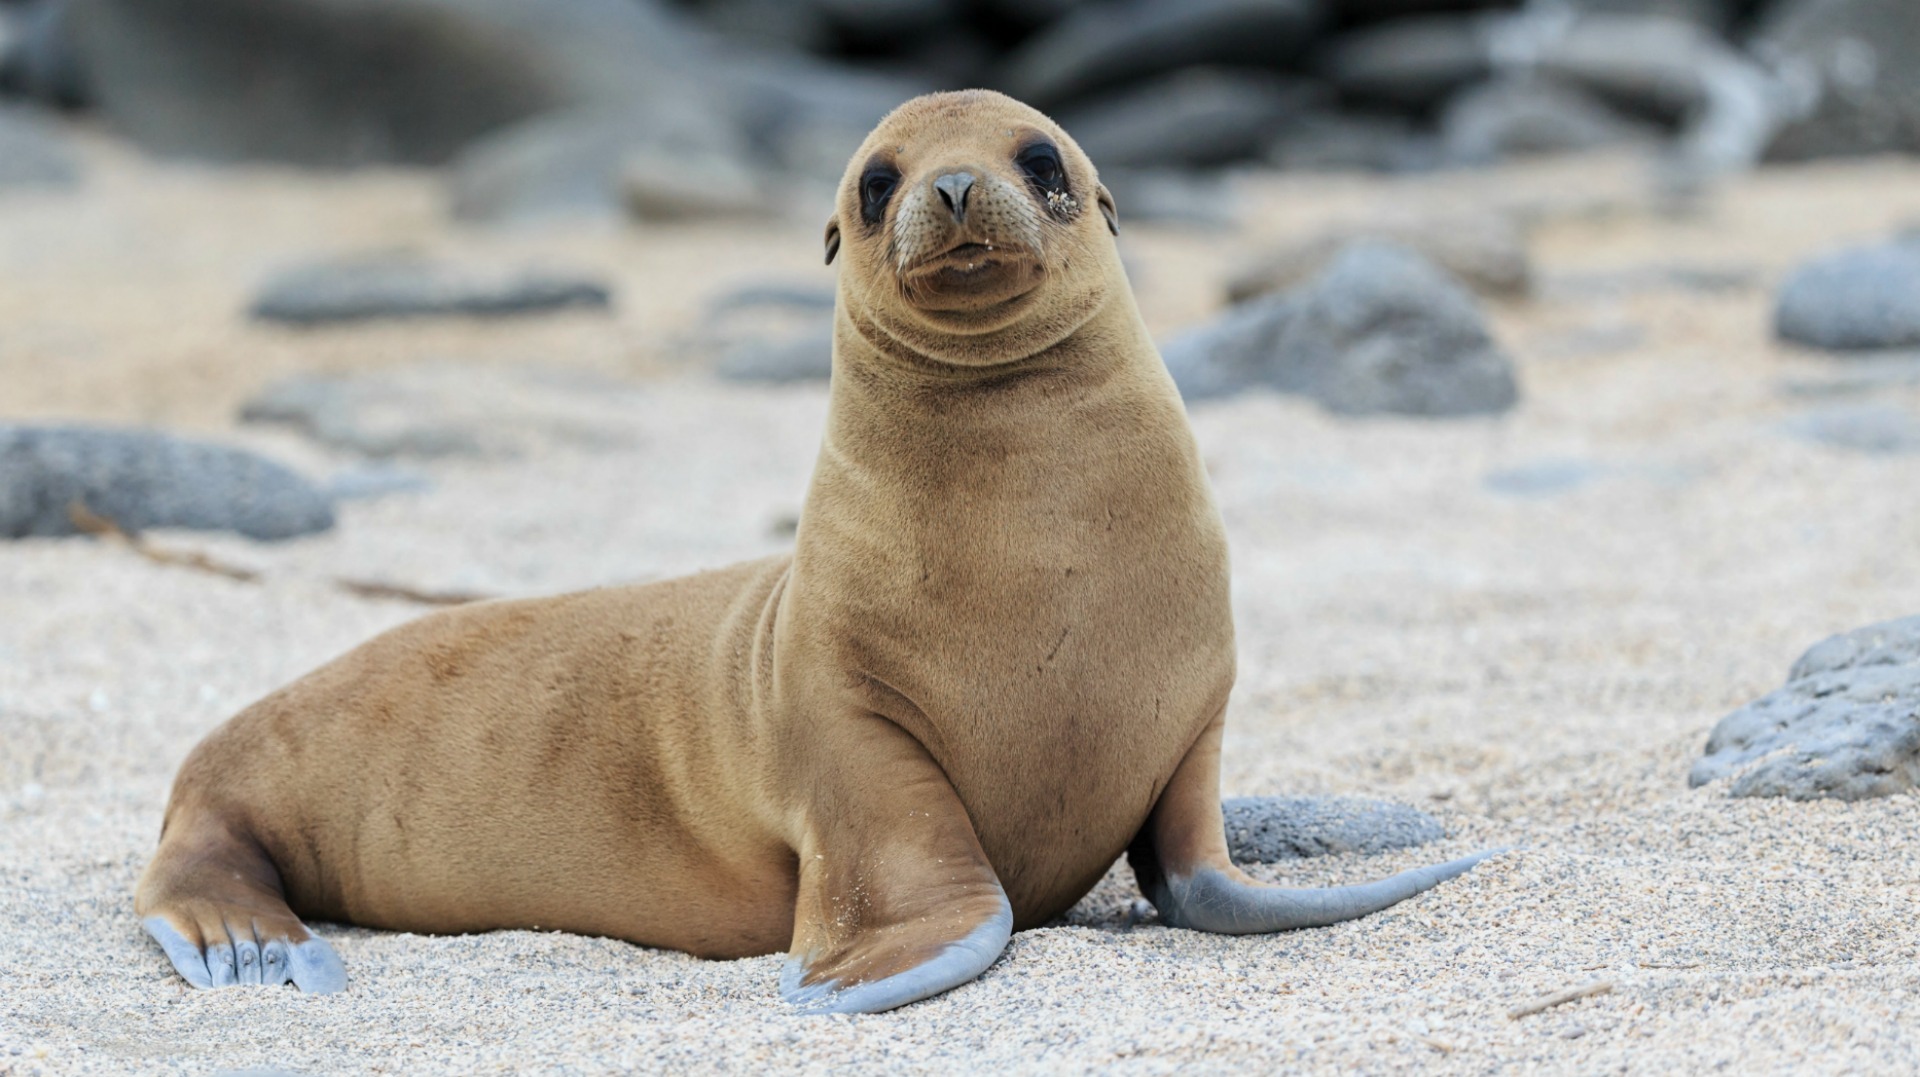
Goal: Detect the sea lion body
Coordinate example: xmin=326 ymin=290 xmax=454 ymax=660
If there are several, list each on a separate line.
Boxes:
xmin=137 ymin=90 xmax=1486 ymax=1011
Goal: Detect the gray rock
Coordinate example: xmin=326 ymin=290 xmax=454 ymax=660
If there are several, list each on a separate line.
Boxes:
xmin=1097 ymin=168 xmax=1241 ymax=229
xmin=0 ymin=425 xmax=334 ymax=540
xmin=1777 ymin=352 xmax=1920 ymax=399
xmin=323 ymin=464 xmax=434 ymax=501
xmin=1691 ymin=614 xmax=1920 ymax=800
xmin=448 ymin=109 xmax=755 ymax=226
xmin=1440 ymin=75 xmax=1661 ymax=165
xmin=706 ymin=282 xmax=835 ymax=316
xmin=1782 ymin=405 xmax=1920 ymax=455
xmin=999 ymin=0 xmax=1321 ymax=108
xmin=1540 ymin=262 xmax=1758 ymax=301
xmin=63 ymin=0 xmax=720 ymax=167
xmin=244 ymin=376 xmax=493 ymax=459
xmin=1524 ymin=12 xmax=1788 ymax=174
xmin=1055 ymin=68 xmax=1321 ymax=170
xmin=1483 ymin=458 xmax=1604 ymax=497
xmin=715 ymin=324 xmax=834 ymax=383
xmin=0 ymin=105 xmax=80 ymax=189
xmin=248 ymin=257 xmax=611 ymax=326
xmin=243 ymin=361 xmax=645 ymax=459
xmin=701 ymin=281 xmax=836 ymax=383
xmin=1221 ymin=796 xmax=1446 ymax=864
xmin=1757 ymin=0 xmax=1920 ymax=161
xmin=1227 ymin=211 xmax=1532 ymax=301
xmin=1165 ymin=242 xmax=1517 ymax=415
xmin=1775 ymin=238 xmax=1920 ymax=352
xmin=1555 ymin=0 xmax=1732 ymax=23
xmin=1333 ymin=8 xmax=1785 ymax=175
xmin=622 ymin=145 xmax=767 ymax=222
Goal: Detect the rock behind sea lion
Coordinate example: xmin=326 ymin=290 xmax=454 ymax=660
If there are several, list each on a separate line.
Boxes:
xmin=0 ymin=425 xmax=334 ymax=540
xmin=1691 ymin=615 xmax=1920 ymax=801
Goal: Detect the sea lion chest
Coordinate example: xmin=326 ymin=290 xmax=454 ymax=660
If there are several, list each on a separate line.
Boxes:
xmin=781 ymin=368 xmax=1236 ymax=922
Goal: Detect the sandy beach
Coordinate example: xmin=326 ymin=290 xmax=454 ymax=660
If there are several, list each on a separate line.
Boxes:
xmin=4 ymin=132 xmax=1920 ymax=1073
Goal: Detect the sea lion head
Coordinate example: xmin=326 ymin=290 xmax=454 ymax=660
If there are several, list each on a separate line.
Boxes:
xmin=824 ymin=89 xmax=1121 ymax=367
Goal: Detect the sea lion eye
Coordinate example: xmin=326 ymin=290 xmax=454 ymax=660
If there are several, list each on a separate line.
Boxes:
xmin=860 ymin=166 xmax=900 ymax=223
xmin=1016 ymin=143 xmax=1064 ymax=189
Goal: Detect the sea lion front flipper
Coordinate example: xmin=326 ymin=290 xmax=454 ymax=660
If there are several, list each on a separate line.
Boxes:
xmin=780 ymin=715 xmax=1013 ymax=1015
xmin=1129 ymin=715 xmax=1498 ymax=934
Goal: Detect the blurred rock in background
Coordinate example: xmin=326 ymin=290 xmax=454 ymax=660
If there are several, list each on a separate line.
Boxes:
xmin=0 ymin=0 xmax=1908 ymax=227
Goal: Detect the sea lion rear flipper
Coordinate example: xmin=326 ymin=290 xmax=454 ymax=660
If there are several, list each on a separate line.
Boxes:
xmin=1129 ymin=715 xmax=1500 ymax=934
xmin=135 ymin=805 xmax=347 ymax=993
xmin=780 ymin=714 xmax=1013 ymax=1015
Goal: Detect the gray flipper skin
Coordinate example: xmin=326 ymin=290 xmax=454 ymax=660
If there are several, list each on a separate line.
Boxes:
xmin=1147 ymin=851 xmax=1500 ymax=934
xmin=143 ymin=917 xmax=347 ymax=993
xmin=779 ymin=896 xmax=1014 ymax=1015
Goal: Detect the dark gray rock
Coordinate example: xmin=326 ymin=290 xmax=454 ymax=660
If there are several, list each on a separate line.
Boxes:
xmin=0 ymin=425 xmax=334 ymax=540
xmin=1440 ymin=75 xmax=1660 ymax=165
xmin=1757 ymin=0 xmax=1920 ymax=161
xmin=1782 ymin=405 xmax=1920 ymax=455
xmin=1163 ymin=241 xmax=1520 ymax=416
xmin=1055 ymin=68 xmax=1320 ymax=170
xmin=691 ymin=0 xmax=835 ymax=53
xmin=249 ymin=257 xmax=611 ymax=326
xmin=806 ymin=0 xmax=958 ymax=48
xmin=0 ymin=0 xmax=87 ymax=107
xmin=0 ymin=105 xmax=80 ymax=189
xmin=1263 ymin=108 xmax=1439 ymax=173
xmin=1222 ymin=796 xmax=1446 ymax=864
xmin=999 ymin=0 xmax=1321 ymax=108
xmin=1321 ymin=15 xmax=1493 ymax=110
xmin=1227 ymin=211 xmax=1532 ymax=301
xmin=1775 ymin=238 xmax=1920 ymax=352
xmin=722 ymin=52 xmax=923 ymax=183
xmin=1691 ymin=614 xmax=1920 ymax=800
xmin=63 ymin=0 xmax=716 ymax=167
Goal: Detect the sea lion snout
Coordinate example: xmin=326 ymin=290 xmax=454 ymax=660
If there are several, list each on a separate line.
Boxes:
xmin=932 ymin=170 xmax=975 ymax=222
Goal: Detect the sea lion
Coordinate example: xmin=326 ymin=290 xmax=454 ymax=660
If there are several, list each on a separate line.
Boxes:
xmin=135 ymin=89 xmax=1492 ymax=1014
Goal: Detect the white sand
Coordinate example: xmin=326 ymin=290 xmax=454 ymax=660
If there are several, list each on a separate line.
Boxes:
xmin=4 ymin=140 xmax=1920 ymax=1073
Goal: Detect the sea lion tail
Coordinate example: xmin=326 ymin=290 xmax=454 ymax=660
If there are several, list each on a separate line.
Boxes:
xmin=1151 ymin=848 xmax=1508 ymax=935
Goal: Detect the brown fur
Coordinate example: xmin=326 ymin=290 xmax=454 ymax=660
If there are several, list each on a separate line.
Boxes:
xmin=136 ymin=89 xmax=1239 ymax=996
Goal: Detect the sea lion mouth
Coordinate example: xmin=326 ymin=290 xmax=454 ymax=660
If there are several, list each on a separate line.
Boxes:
xmin=905 ymin=238 xmax=1036 ymax=274
xmin=899 ymin=244 xmax=1042 ymax=313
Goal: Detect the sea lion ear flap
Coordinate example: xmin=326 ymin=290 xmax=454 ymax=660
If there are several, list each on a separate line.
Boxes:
xmin=1095 ymin=184 xmax=1118 ymax=236
xmin=824 ymin=218 xmax=843 ymax=265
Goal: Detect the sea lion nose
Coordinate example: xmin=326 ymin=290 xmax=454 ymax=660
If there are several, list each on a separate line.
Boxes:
xmin=933 ymin=171 xmax=975 ymax=223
